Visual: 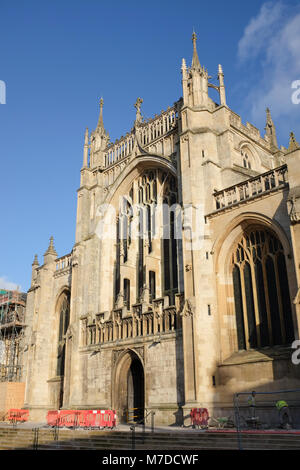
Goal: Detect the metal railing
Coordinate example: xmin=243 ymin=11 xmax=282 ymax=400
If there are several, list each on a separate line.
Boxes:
xmin=32 ymin=427 xmax=39 ymax=450
xmin=130 ymin=409 xmax=156 ymax=450
xmin=234 ymin=388 xmax=300 ymax=450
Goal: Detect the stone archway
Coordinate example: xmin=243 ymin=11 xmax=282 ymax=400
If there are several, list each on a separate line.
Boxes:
xmin=213 ymin=215 xmax=297 ymax=357
xmin=114 ymin=350 xmax=145 ymax=423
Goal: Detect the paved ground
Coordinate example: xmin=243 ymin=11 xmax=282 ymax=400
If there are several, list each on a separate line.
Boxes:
xmin=1 ymin=421 xmax=300 ymax=434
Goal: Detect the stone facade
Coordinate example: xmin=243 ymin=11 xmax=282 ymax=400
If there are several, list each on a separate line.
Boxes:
xmin=23 ymin=35 xmax=300 ymax=425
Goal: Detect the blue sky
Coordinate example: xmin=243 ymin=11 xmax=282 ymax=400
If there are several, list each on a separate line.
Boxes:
xmin=0 ymin=0 xmax=300 ymax=292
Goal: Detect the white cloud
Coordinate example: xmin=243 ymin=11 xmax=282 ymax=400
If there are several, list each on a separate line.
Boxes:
xmin=0 ymin=276 xmax=21 ymax=291
xmin=238 ymin=1 xmax=284 ymax=61
xmin=237 ymin=2 xmax=300 ymax=143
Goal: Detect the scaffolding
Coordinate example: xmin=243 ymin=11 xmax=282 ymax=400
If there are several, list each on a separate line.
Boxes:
xmin=0 ymin=289 xmax=26 ymax=382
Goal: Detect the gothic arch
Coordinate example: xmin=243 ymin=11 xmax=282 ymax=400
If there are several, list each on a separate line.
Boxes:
xmin=213 ymin=213 xmax=297 ymax=357
xmin=112 ymin=349 xmax=145 ymax=423
xmin=237 ymin=141 xmax=261 ymax=171
xmin=213 ymin=212 xmax=292 ymax=275
xmin=103 ymin=155 xmax=177 ymax=209
xmin=54 ymin=286 xmax=71 ymax=314
xmin=97 ymin=159 xmax=181 ymax=311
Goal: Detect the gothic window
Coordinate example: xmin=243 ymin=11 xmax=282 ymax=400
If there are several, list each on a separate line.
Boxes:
xmin=57 ymin=292 xmax=70 ymax=377
xmin=138 ymin=208 xmax=144 ymax=300
xmin=124 ymin=279 xmax=130 ymax=310
xmin=162 ymin=177 xmax=179 ymax=305
xmin=114 ymin=169 xmax=180 ymax=308
xmin=129 ymin=186 xmax=134 ymax=203
xmin=147 ymin=205 xmax=152 ymax=253
xmin=149 ymin=271 xmax=156 ymax=302
xmin=232 ymin=229 xmax=294 ymax=350
xmin=241 ymin=149 xmax=252 ymax=169
xmin=115 ymin=217 xmax=121 ymax=302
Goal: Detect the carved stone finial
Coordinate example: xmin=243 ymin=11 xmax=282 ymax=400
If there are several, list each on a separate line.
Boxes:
xmin=97 ymin=97 xmax=105 ymax=130
xmin=288 ymin=132 xmax=300 ymax=152
xmin=44 ymin=236 xmax=57 ymax=256
xmin=134 ymin=97 xmax=143 ymax=126
xmin=264 ymin=107 xmax=278 ymax=151
xmin=32 ymin=254 xmax=39 ymax=266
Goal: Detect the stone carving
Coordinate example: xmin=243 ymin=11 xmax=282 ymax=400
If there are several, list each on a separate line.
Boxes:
xmin=180 ymin=135 xmax=189 ymax=144
xmin=134 ymin=97 xmax=143 ymax=126
xmin=181 ymin=299 xmax=194 ymax=317
xmin=112 ymin=348 xmax=125 ymax=366
xmin=288 ymin=196 xmax=300 ymax=223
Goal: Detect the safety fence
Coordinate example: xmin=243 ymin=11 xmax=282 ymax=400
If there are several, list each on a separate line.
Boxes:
xmin=46 ymin=409 xmax=117 ymax=429
xmin=6 ymin=409 xmax=29 ymax=427
xmin=234 ymin=388 xmax=300 ymax=450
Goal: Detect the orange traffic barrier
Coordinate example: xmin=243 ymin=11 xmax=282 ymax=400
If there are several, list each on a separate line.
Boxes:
xmin=46 ymin=409 xmax=117 ymax=429
xmin=7 ymin=409 xmax=29 ymax=423
xmin=190 ymin=408 xmax=209 ymax=428
xmin=46 ymin=410 xmax=59 ymax=426
xmin=85 ymin=409 xmax=117 ymax=428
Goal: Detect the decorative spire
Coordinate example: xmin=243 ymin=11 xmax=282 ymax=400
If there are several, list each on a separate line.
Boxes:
xmin=191 ymin=31 xmax=201 ymax=70
xmin=264 ymin=107 xmax=278 ymax=151
xmin=44 ymin=236 xmax=57 ymax=256
xmin=288 ymin=131 xmax=300 ymax=152
xmin=97 ymin=97 xmax=104 ymax=130
xmin=32 ymin=254 xmax=39 ymax=266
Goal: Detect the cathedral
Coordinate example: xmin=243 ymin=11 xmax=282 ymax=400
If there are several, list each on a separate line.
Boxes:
xmin=23 ymin=34 xmax=300 ymax=425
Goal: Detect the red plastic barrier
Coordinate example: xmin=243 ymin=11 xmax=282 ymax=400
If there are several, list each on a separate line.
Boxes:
xmin=82 ymin=410 xmax=117 ymax=428
xmin=58 ymin=410 xmax=80 ymax=427
xmin=46 ymin=410 xmax=59 ymax=426
xmin=7 ymin=409 xmax=29 ymax=423
xmin=190 ymin=408 xmax=209 ymax=428
xmin=46 ymin=409 xmax=117 ymax=429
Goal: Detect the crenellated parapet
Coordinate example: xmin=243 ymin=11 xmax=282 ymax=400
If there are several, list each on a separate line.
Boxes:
xmin=80 ymin=293 xmax=184 ymax=348
xmin=229 ymin=110 xmax=275 ymax=151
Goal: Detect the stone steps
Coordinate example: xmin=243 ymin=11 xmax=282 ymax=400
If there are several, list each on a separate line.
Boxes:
xmin=1 ymin=427 xmax=300 ymax=450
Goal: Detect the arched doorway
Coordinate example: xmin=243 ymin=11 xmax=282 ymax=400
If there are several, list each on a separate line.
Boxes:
xmin=114 ymin=350 xmax=145 ymax=423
